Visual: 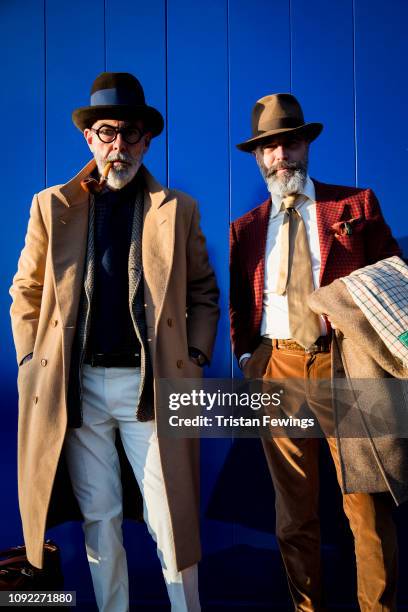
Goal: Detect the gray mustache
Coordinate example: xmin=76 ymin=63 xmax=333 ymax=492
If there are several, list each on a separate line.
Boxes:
xmin=268 ymin=161 xmax=300 ymax=176
xmin=106 ymin=153 xmax=134 ymax=163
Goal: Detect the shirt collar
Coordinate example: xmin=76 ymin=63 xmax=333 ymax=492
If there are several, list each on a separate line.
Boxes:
xmin=270 ymin=175 xmax=315 ymax=218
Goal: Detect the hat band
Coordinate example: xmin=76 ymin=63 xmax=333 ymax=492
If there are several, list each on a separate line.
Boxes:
xmin=256 ymin=116 xmax=304 ymax=134
xmin=91 ymin=87 xmax=143 ymax=107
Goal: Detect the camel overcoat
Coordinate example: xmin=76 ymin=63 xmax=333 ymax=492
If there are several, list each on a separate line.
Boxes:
xmin=10 ymin=159 xmax=219 ymax=570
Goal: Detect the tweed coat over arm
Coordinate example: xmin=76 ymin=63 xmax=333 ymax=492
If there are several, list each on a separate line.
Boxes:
xmin=308 ymin=276 xmax=408 ymax=504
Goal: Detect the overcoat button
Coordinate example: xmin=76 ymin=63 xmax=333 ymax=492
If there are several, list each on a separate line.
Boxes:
xmin=167 ymin=318 xmax=173 ymax=327
xmin=51 ymin=320 xmax=58 ymax=327
xmin=176 ymin=360 xmax=183 ymax=369
xmin=41 ymin=359 xmax=47 ymax=367
xmin=33 ymin=396 xmax=38 ymax=404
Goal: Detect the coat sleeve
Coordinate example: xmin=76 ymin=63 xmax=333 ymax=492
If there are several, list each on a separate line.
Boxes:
xmin=363 ymin=189 xmax=402 ymax=263
xmin=185 ymin=201 xmax=220 ymax=361
xmin=9 ymin=194 xmax=48 ymax=365
xmin=229 ymin=221 xmax=253 ymax=361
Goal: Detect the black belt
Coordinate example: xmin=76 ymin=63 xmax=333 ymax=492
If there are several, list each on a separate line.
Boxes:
xmin=262 ymin=336 xmax=331 ymax=353
xmin=84 ymin=352 xmax=141 ymax=367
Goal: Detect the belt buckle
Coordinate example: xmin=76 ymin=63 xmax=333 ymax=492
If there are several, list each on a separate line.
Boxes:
xmin=90 ymin=353 xmax=104 ymax=367
xmin=305 ymin=343 xmax=318 ymax=354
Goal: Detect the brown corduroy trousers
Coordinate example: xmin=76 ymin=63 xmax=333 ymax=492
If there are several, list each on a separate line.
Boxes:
xmin=244 ymin=339 xmax=398 ymax=612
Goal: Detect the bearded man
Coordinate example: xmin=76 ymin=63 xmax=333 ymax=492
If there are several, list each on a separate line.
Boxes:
xmin=229 ymin=93 xmax=402 ymax=611
xmin=10 ymin=72 xmax=219 ymax=612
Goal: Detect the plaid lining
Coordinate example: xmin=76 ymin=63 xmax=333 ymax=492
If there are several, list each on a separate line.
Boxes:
xmin=341 ymin=256 xmax=408 ymax=367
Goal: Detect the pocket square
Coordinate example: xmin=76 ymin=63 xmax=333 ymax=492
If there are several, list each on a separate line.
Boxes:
xmin=330 ymin=217 xmax=366 ymax=236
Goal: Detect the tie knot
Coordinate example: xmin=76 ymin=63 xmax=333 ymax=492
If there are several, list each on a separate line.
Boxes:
xmin=282 ymin=194 xmax=298 ymax=210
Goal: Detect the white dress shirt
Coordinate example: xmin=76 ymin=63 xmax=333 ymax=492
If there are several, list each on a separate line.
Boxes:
xmin=239 ymin=176 xmax=326 ymax=366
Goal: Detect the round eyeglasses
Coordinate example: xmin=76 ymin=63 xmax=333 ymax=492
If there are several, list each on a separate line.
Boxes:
xmin=91 ymin=125 xmax=144 ymax=145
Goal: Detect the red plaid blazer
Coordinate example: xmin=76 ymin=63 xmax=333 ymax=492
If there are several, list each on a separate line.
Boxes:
xmin=229 ymin=179 xmax=402 ymax=360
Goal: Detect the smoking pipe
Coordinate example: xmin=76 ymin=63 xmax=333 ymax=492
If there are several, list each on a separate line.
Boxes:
xmin=80 ymin=162 xmax=113 ymax=194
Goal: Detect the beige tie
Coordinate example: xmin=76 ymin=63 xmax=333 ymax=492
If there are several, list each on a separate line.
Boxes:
xmin=276 ymin=194 xmax=321 ymax=348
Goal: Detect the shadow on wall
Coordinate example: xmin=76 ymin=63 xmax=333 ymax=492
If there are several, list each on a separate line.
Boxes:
xmin=205 ymin=439 xmax=351 ymax=545
xmin=204 ymin=438 xmax=408 ymax=608
xmin=398 ymin=236 xmax=408 ymax=258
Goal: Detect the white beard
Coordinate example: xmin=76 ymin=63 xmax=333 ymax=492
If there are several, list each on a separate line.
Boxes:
xmin=92 ymin=151 xmax=143 ymax=190
xmin=255 ymin=148 xmax=308 ymax=196
xmin=266 ymin=168 xmax=307 ymax=197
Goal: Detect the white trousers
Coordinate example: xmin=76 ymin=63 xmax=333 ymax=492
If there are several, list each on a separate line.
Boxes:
xmin=64 ymin=364 xmax=201 ymax=612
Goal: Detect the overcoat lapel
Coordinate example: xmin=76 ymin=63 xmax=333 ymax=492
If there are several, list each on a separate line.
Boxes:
xmin=141 ymin=166 xmax=176 ymax=340
xmin=51 ymin=161 xmax=95 ymax=330
xmin=314 ymin=180 xmax=346 ymax=282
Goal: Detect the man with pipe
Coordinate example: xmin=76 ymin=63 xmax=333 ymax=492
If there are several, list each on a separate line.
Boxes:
xmin=10 ymin=72 xmax=219 ymax=611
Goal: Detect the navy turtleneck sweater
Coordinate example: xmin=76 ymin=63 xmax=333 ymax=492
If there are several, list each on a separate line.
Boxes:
xmin=88 ymin=173 xmax=142 ymax=356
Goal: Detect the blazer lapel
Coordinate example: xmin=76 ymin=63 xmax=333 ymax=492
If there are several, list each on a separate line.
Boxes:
xmin=314 ymin=180 xmax=346 ymax=282
xmin=51 ymin=160 xmax=94 ymax=328
xmin=247 ymin=198 xmax=271 ymax=320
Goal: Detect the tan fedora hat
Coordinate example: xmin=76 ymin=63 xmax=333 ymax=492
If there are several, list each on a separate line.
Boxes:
xmin=236 ymin=93 xmax=323 ymax=152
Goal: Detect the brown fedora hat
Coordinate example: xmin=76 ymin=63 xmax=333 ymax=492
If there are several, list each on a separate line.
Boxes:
xmin=72 ymin=72 xmax=164 ymax=136
xmin=236 ymin=93 xmax=323 ymax=152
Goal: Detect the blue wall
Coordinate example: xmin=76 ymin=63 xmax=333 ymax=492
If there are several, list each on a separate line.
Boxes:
xmin=1 ymin=0 xmax=407 ymax=608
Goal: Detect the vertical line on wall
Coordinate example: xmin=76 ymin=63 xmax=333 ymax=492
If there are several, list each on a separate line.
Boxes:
xmin=227 ymin=0 xmax=231 ymax=225
xmin=227 ymin=0 xmax=233 ymax=379
xmin=289 ymin=0 xmax=293 ymax=92
xmin=43 ymin=0 xmax=47 ymax=188
xmin=226 ymin=1 xmax=235 ymax=531
xmin=165 ymin=0 xmax=169 ymax=186
xmin=104 ymin=0 xmax=107 ymax=71
xmin=352 ymin=0 xmax=358 ymax=186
